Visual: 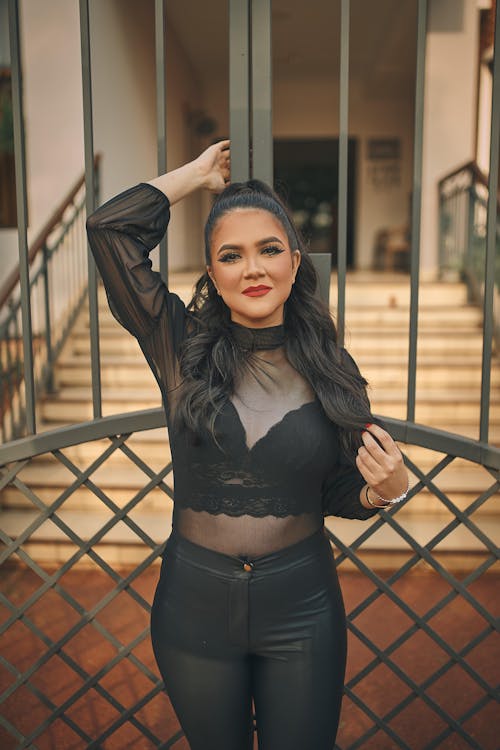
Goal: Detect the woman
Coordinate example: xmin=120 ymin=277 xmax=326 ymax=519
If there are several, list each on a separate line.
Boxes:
xmin=86 ymin=140 xmax=409 ymax=750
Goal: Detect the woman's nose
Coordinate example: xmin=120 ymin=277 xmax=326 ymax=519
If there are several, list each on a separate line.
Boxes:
xmin=243 ymin=255 xmax=265 ymax=277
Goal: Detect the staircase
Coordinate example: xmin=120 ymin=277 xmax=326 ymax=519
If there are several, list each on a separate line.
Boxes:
xmin=2 ymin=272 xmax=499 ymax=569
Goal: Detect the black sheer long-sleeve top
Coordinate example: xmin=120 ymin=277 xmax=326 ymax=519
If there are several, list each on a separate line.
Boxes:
xmin=86 ymin=182 xmax=378 ymax=557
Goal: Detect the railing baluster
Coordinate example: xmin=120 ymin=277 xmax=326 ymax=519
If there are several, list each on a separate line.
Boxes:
xmin=406 ymin=0 xmax=428 ymax=427
xmin=466 ymin=184 xmax=475 ymax=304
xmin=336 ymin=0 xmax=350 ymax=349
xmin=8 ymin=0 xmax=35 ymax=435
xmin=230 ymin=0 xmax=251 ymax=181
xmin=79 ymin=0 xmax=102 ymax=419
xmin=480 ymin=4 xmax=500 ymax=444
xmin=5 ymin=311 xmax=14 ymax=437
xmin=42 ymin=244 xmax=54 ymax=393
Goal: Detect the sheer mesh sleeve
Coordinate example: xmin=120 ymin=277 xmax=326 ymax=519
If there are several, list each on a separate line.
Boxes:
xmin=86 ymin=182 xmax=187 ymax=396
xmin=321 ymin=347 xmax=386 ymax=520
xmin=321 ymin=452 xmax=377 ymax=520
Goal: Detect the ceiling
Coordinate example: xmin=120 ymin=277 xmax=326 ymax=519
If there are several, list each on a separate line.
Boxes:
xmin=167 ymin=0 xmax=418 ymax=94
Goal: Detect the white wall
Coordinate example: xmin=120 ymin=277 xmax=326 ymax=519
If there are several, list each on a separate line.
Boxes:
xmin=420 ymin=0 xmax=480 ymax=279
xmin=1 ymin=0 xmax=84 ymax=282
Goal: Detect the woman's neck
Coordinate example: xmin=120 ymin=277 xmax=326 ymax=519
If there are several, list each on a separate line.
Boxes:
xmin=228 ymin=319 xmax=285 ymax=351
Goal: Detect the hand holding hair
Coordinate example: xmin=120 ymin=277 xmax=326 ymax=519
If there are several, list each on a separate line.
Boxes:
xmin=195 ymin=139 xmax=231 ymax=192
xmin=356 ymin=423 xmax=409 ymax=508
xmin=146 ymin=140 xmax=231 ymax=204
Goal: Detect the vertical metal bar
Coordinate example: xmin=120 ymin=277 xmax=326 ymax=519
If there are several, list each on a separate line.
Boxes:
xmin=42 ymin=244 xmax=54 ymax=392
xmin=406 ymin=0 xmax=427 ymax=425
xmin=479 ymin=4 xmax=500 ymax=443
xmin=230 ymin=0 xmax=250 ymax=181
xmin=8 ymin=0 xmax=36 ymax=435
xmin=79 ymin=0 xmax=102 ymax=419
xmin=251 ymin=0 xmax=272 ymax=184
xmin=336 ymin=0 xmax=350 ymax=348
xmin=5 ymin=310 xmax=15 ymax=435
xmin=155 ymin=0 xmax=168 ymax=286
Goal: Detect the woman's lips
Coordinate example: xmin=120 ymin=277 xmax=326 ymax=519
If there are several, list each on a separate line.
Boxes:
xmin=242 ymin=286 xmax=272 ymax=297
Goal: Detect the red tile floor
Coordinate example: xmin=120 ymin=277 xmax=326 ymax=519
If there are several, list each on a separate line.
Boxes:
xmin=1 ymin=561 xmax=498 ymax=749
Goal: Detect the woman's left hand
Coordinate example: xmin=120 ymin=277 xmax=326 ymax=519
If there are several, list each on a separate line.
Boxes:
xmin=356 ymin=423 xmax=409 ymax=502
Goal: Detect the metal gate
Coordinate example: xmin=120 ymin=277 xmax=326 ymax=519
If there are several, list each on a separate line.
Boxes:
xmin=1 ymin=0 xmax=499 ymax=748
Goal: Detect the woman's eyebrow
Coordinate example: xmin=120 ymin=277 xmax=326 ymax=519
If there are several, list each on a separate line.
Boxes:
xmin=217 ymin=236 xmax=285 ymax=256
xmin=257 ymin=236 xmax=285 ymax=246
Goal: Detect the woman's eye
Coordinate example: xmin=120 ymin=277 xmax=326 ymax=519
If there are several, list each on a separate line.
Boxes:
xmin=262 ymin=245 xmax=284 ymax=256
xmin=219 ymin=252 xmax=240 ymax=263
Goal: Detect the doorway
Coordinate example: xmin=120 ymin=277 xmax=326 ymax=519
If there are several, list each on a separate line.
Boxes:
xmin=274 ymin=138 xmax=357 ymax=268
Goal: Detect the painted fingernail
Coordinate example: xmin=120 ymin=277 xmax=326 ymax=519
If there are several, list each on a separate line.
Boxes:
xmin=365 ymin=423 xmax=372 ymax=428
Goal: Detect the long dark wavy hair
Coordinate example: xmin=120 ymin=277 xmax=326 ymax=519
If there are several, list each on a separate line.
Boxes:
xmin=171 ymin=179 xmax=377 ymax=463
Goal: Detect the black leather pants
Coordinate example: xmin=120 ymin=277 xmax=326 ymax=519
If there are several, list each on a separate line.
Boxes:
xmin=150 ymin=526 xmax=347 ymax=750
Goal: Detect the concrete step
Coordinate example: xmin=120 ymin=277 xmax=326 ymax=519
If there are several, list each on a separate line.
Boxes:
xmin=70 ymin=323 xmax=485 ymax=344
xmin=372 ymin=404 xmax=498 ymax=425
xmin=53 ymin=359 xmax=500 ymax=389
xmin=94 ymin=274 xmax=472 ymax=307
xmin=4 ymin=457 xmax=495 ymax=511
xmin=56 ymin=350 xmax=497 ymax=371
xmin=84 ymin=306 xmax=484 ymax=330
xmin=27 ymin=418 xmax=500 ymax=467
xmin=38 ymin=397 xmax=500 ymax=426
xmin=345 ymin=306 xmax=483 ymax=325
xmin=99 ymin=268 xmax=468 ymax=307
xmin=333 ymin=280 xmax=470 ymax=306
xmin=9 ymin=419 xmax=500 ymax=469
xmin=64 ymin=334 xmax=489 ymax=357
xmin=3 ymin=507 xmax=496 ymax=557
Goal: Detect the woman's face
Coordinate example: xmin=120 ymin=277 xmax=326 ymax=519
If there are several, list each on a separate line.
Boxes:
xmin=206 ymin=208 xmax=301 ymax=328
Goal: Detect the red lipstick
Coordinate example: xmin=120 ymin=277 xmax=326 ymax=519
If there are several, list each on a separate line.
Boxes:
xmin=242 ymin=285 xmax=272 ymax=297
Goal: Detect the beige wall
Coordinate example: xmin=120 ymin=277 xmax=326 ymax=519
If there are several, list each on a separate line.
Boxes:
xmin=2 ymin=0 xmax=484 ymax=282
xmin=1 ymin=0 xmax=85 ymax=281
xmin=89 ymin=1 xmax=157 ymax=201
xmin=275 ymin=77 xmax=414 ymax=272
xmin=202 ymin=0 xmax=482 ymax=277
xmin=203 ymin=74 xmax=414 ymax=272
xmin=90 ymin=0 xmax=204 ymax=272
xmin=420 ymin=0 xmax=480 ymax=279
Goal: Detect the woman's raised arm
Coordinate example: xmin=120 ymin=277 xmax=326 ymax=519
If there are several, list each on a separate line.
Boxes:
xmin=86 ymin=141 xmax=230 ymax=338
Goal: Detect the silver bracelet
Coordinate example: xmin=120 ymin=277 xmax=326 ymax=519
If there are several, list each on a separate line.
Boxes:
xmin=365 ymin=476 xmax=410 ymax=508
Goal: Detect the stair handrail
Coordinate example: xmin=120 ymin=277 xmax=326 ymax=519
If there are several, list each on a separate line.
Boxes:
xmin=0 ymin=154 xmax=101 ymax=311
xmin=437 ymin=159 xmax=500 ymax=208
xmin=438 ymin=159 xmax=500 ymax=351
xmin=0 ymin=155 xmax=101 ymax=442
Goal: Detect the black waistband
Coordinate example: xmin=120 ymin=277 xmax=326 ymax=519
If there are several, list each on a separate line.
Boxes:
xmin=162 ymin=525 xmax=330 ymax=575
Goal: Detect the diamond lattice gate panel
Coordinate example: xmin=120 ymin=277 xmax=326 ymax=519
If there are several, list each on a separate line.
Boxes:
xmin=1 ymin=418 xmax=498 ymax=749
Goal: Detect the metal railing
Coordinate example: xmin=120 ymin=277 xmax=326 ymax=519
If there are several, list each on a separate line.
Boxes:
xmin=0 ymin=158 xmax=100 ymax=443
xmin=438 ymin=160 xmax=500 ymax=349
xmin=0 ymin=413 xmax=498 ymax=749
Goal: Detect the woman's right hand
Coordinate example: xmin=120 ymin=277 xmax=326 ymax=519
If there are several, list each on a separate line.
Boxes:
xmin=195 ymin=140 xmax=231 ymax=193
